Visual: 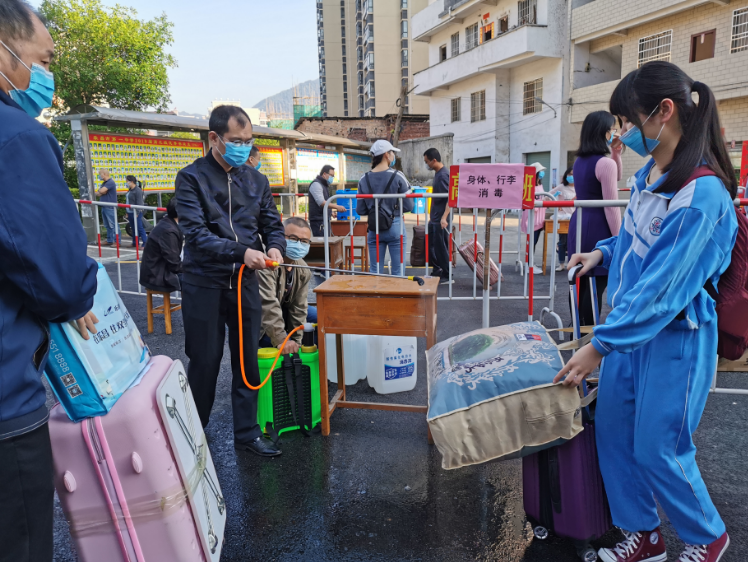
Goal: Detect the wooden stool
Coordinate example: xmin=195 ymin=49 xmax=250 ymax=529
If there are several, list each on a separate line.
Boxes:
xmin=146 ymin=290 xmax=182 ymax=335
xmin=344 ymin=242 xmax=369 ymax=271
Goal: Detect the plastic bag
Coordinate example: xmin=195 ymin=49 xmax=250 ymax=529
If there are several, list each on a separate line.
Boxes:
xmin=45 ymin=263 xmax=150 ymax=421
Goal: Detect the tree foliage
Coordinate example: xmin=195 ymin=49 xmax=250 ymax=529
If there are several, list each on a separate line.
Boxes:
xmin=40 ymin=0 xmax=177 ymax=112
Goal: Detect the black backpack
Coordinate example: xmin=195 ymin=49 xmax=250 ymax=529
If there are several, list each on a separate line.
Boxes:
xmin=361 ymin=171 xmax=399 ymax=233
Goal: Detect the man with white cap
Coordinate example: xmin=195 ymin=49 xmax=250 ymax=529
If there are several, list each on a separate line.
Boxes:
xmin=356 ymin=140 xmax=414 ymax=277
xmin=520 ymin=162 xmax=547 ymax=275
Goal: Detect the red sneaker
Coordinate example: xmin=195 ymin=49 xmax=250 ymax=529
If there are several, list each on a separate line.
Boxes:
xmin=598 ymin=528 xmax=667 ymax=562
xmin=679 ymin=532 xmax=729 ymax=562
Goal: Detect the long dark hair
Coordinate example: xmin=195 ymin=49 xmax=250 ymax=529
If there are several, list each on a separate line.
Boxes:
xmin=610 ymin=61 xmax=736 ymax=198
xmin=562 ymin=167 xmax=574 ymax=186
xmin=576 ymin=111 xmax=615 ymax=158
xmin=371 ymin=154 xmax=385 ymax=169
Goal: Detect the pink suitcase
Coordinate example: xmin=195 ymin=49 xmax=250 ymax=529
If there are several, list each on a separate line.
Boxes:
xmin=458 ymin=239 xmax=500 ymax=288
xmin=49 ymin=356 xmax=226 ymax=562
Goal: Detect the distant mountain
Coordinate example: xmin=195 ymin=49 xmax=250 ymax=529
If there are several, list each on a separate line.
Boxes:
xmin=253 ymin=79 xmax=320 ymax=114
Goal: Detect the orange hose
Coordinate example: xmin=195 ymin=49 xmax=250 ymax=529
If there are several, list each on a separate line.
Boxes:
xmin=238 ymin=264 xmax=305 ymax=390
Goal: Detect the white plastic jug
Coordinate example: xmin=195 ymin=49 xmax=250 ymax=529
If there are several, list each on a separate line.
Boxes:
xmin=325 ymin=334 xmax=369 ymax=385
xmin=366 ymin=336 xmax=418 ymax=394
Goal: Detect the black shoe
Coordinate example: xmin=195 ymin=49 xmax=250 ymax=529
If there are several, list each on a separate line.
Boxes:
xmin=235 ymin=436 xmax=282 ymax=457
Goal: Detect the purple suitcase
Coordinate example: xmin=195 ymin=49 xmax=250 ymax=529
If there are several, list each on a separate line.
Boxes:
xmin=522 ymin=267 xmax=612 ymax=562
xmin=49 ymin=356 xmax=226 ymax=562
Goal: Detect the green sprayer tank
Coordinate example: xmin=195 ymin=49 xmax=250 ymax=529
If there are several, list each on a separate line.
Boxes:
xmin=257 ymin=344 xmax=321 ymax=436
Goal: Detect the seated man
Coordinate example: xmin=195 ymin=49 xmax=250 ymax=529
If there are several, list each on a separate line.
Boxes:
xmin=139 ymin=198 xmax=183 ymax=293
xmin=258 ymin=217 xmax=317 ymax=353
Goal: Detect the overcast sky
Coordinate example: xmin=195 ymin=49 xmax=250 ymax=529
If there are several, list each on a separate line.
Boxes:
xmin=38 ymin=0 xmax=320 ymax=114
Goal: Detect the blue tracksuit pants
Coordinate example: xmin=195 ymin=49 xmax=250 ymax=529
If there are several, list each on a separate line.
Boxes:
xmin=595 ymin=320 xmax=725 ymax=545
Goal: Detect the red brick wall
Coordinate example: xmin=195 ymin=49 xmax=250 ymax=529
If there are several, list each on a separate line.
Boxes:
xmin=295 ymin=115 xmax=430 ymax=143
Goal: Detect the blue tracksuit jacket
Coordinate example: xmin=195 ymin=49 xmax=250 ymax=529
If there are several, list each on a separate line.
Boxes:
xmin=0 ymin=91 xmax=98 ymax=439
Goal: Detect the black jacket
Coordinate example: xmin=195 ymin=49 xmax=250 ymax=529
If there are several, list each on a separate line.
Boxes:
xmin=139 ymin=216 xmax=183 ymax=292
xmin=308 ymin=175 xmax=332 ymax=224
xmin=175 ymin=150 xmax=286 ymax=289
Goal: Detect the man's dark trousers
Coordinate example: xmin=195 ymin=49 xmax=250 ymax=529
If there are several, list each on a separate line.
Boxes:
xmin=428 ymin=222 xmax=450 ymax=278
xmin=182 ymin=273 xmax=263 ymax=444
xmin=0 ymin=424 xmax=54 ymax=562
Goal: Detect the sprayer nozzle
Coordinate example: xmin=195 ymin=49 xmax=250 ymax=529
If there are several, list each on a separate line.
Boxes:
xmin=303 ymin=322 xmax=316 ymax=332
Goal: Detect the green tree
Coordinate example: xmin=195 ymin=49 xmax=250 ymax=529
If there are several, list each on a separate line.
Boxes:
xmin=39 ymin=0 xmax=177 ymax=190
xmin=40 ymin=0 xmax=177 ymax=112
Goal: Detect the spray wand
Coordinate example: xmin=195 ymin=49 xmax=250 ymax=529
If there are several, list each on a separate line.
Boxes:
xmin=263 ymin=260 xmax=425 ymax=285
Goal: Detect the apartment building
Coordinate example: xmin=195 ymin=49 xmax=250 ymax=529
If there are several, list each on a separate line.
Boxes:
xmin=316 ymin=0 xmax=429 ymax=118
xmin=410 ymin=0 xmax=580 ymax=183
xmin=570 ymin=0 xmax=748 ymax=185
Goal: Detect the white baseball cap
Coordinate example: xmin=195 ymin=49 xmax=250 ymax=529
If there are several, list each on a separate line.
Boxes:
xmin=529 ymin=162 xmax=547 ymax=173
xmin=370 ymin=139 xmax=401 ymax=157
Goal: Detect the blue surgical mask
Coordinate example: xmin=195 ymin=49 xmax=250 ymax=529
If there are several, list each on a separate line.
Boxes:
xmin=566 ymin=176 xmax=574 ymax=184
xmin=0 ymin=40 xmax=55 ymax=118
xmin=389 ymin=153 xmax=397 ymax=168
xmin=285 ymin=240 xmax=310 ymax=260
xmin=255 ymin=161 xmax=262 ymax=171
xmin=326 ymin=176 xmax=334 ymax=184
xmin=537 ymin=170 xmax=545 ymax=180
xmin=619 ymin=105 xmax=665 ymax=157
xmin=218 ymin=136 xmax=253 ymax=168
xmin=606 ymin=135 xmax=614 ymax=146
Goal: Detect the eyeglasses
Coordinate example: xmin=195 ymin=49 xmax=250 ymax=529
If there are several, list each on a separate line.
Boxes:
xmin=218 ymin=135 xmax=254 ymax=148
xmin=286 ymin=234 xmax=312 ymax=245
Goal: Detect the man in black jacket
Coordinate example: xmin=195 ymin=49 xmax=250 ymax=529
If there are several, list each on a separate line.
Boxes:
xmin=176 ymin=105 xmax=285 ymax=457
xmin=308 ymin=165 xmax=346 ymax=236
xmin=139 ymin=198 xmax=183 ymax=293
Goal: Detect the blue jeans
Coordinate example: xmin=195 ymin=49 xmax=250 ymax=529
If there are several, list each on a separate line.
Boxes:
xmin=367 ymin=217 xmax=405 ymax=277
xmin=101 ymin=207 xmax=118 ymax=243
xmin=127 ymin=212 xmax=148 ymax=246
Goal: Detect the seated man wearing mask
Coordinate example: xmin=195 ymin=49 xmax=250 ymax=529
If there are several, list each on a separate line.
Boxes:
xmin=258 ymin=217 xmax=317 ymax=353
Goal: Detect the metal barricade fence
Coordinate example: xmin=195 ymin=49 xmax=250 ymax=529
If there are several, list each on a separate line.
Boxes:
xmin=75 ymin=199 xmax=172 ymax=300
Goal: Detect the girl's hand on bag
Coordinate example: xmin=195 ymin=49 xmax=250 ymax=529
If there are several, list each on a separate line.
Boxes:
xmin=554 ymin=344 xmax=603 ymax=387
xmin=567 ymin=249 xmax=603 ymax=276
xmin=75 ymin=311 xmax=99 ymax=340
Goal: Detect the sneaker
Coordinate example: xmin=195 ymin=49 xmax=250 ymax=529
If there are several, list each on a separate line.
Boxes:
xmin=679 ymin=532 xmax=729 ymax=562
xmin=439 ymin=277 xmax=454 ymax=285
xmin=532 ymin=266 xmax=542 ymax=275
xmin=556 ymin=263 xmax=566 ymax=272
xmin=598 ymin=528 xmax=667 ymax=562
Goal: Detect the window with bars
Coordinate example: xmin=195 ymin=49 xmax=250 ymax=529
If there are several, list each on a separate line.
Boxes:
xmin=367 ymin=51 xmax=374 ymax=70
xmin=523 ymin=78 xmax=543 ymax=115
xmin=402 ymin=20 xmax=408 ymax=39
xmin=451 ymin=32 xmax=460 ymax=56
xmin=465 ymin=23 xmax=479 ymax=50
xmin=470 ymin=91 xmax=486 ymax=122
xmin=518 ymin=0 xmax=537 ymax=25
xmin=638 ymin=31 xmax=672 ymax=66
xmin=401 ymin=0 xmax=407 ymax=8
xmin=451 ymin=98 xmax=461 ymax=123
xmin=732 ymin=8 xmax=748 ymax=53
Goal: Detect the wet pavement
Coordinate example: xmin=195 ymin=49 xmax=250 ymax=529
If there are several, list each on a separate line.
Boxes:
xmin=52 ymin=215 xmax=747 ymax=561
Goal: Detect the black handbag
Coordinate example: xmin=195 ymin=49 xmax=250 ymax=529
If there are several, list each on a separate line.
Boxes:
xmin=362 ymin=172 xmax=399 ymax=233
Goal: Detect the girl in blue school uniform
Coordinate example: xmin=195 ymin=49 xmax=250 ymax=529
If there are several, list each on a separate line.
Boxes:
xmin=555 ymin=61 xmax=738 ymax=562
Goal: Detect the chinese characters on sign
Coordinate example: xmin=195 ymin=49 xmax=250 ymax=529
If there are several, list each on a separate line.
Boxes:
xmin=448 ymin=163 xmax=536 ymax=209
xmin=256 ymin=146 xmax=285 ymax=187
xmin=88 ymin=133 xmax=205 ymax=192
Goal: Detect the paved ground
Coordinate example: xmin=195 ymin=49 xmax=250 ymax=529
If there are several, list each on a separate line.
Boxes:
xmin=53 ymin=213 xmax=747 ymax=561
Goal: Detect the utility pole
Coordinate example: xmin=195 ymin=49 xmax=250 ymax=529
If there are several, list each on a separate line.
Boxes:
xmin=391 ymin=83 xmax=408 ymax=147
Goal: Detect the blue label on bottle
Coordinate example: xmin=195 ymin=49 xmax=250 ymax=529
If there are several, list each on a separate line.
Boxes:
xmin=384 ymin=344 xmax=415 ymax=380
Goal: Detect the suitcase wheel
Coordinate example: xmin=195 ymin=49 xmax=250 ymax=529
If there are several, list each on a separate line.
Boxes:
xmin=577 ymin=545 xmax=597 ymax=562
xmin=533 ymin=526 xmax=549 ymax=540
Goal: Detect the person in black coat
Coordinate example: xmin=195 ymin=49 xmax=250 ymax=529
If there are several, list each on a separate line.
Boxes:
xmin=139 ymin=198 xmax=183 ymax=293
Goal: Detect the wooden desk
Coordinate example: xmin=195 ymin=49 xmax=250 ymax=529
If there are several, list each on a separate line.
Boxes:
xmin=329 ymin=221 xmax=369 ymax=271
xmin=307 ymin=236 xmax=344 ymax=270
xmin=543 ymin=219 xmax=570 ymax=275
xmin=314 ymin=276 xmax=439 ymax=440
